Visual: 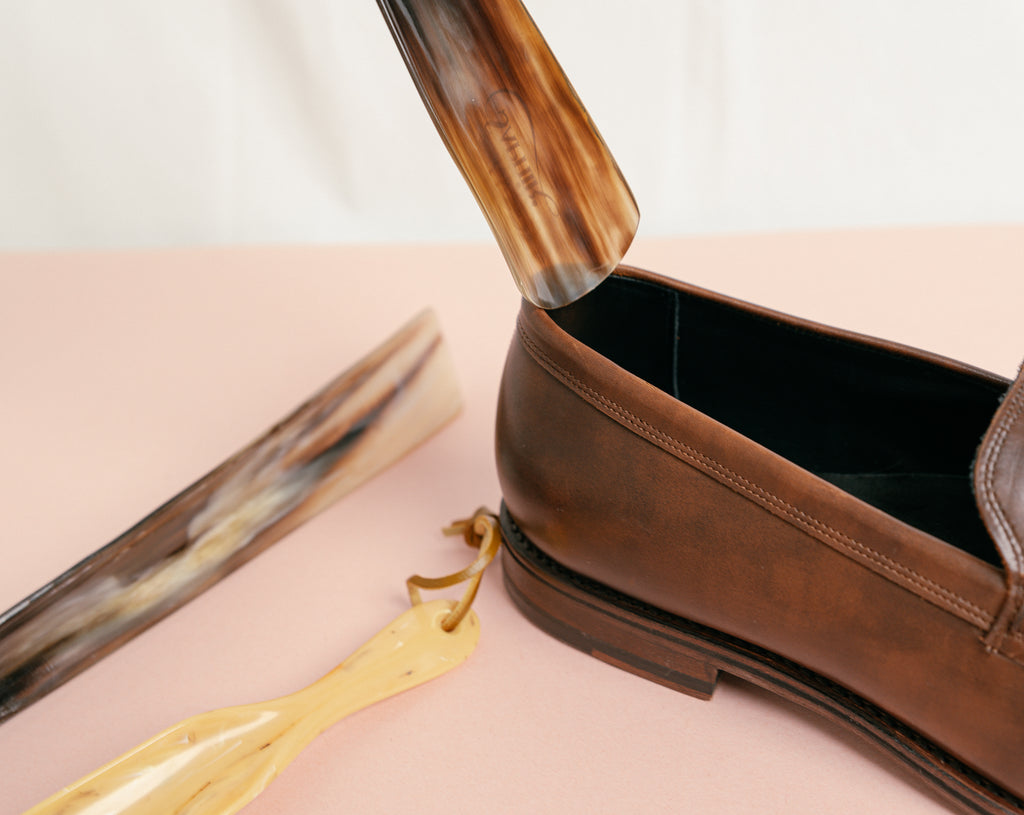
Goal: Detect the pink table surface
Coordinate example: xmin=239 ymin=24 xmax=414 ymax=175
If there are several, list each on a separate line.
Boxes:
xmin=2 ymin=228 xmax=1023 ymax=814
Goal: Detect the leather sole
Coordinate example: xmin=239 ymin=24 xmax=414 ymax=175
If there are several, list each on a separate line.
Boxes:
xmin=499 ymin=504 xmax=1023 ymax=815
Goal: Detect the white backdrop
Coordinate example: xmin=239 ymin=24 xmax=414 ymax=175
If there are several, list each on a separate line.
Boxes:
xmin=0 ymin=1 xmax=1022 ymax=250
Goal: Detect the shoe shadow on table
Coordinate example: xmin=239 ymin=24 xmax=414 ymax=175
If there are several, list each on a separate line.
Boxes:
xmin=717 ymin=672 xmax=959 ymax=812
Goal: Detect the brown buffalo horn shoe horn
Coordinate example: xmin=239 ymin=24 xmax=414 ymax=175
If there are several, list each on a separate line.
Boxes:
xmin=376 ymin=0 xmax=639 ymax=309
xmin=0 ymin=310 xmax=460 ymax=723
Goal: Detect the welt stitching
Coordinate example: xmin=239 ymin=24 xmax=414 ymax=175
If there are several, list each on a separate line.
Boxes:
xmin=518 ymin=321 xmax=994 ymax=629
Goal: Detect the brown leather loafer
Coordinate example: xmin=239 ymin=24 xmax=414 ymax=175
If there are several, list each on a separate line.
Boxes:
xmin=496 ymin=266 xmax=1024 ymax=814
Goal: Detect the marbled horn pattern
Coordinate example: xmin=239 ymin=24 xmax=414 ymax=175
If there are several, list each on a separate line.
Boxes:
xmin=377 ymin=0 xmax=639 ymax=309
xmin=0 ymin=310 xmax=461 ymax=724
xmin=24 ymin=601 xmax=478 ymax=815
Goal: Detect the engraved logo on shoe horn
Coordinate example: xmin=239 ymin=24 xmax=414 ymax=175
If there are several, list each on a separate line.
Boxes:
xmin=485 ymin=90 xmax=558 ymax=215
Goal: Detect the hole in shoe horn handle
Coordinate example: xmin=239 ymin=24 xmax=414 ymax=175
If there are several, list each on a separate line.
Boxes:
xmin=377 ymin=0 xmax=640 ymax=309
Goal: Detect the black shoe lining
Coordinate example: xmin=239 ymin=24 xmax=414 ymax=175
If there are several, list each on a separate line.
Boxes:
xmin=550 ymin=275 xmax=1006 ymax=567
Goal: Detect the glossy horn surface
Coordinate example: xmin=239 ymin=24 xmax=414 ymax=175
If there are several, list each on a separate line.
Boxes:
xmin=377 ymin=0 xmax=639 ymax=309
xmin=23 ymin=601 xmax=478 ymax=815
xmin=0 ymin=310 xmax=461 ymax=723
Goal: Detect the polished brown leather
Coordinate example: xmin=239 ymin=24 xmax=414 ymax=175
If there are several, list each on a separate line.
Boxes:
xmin=496 ymin=266 xmax=1024 ymax=798
xmin=976 ymin=369 xmax=1024 ymax=664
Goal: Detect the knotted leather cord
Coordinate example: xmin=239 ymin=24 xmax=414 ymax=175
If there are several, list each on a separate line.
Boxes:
xmin=407 ymin=507 xmax=502 ymax=631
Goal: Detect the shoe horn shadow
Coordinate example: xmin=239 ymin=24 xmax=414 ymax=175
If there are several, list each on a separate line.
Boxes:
xmin=0 ymin=310 xmax=461 ymax=723
xmin=23 ymin=600 xmax=479 ymax=815
xmin=377 ymin=0 xmax=639 ymax=309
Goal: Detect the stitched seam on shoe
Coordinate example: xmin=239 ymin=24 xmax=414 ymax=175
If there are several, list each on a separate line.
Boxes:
xmin=503 ymin=508 xmax=1024 ymax=812
xmin=978 ymin=381 xmax=1024 ymax=646
xmin=980 ymin=386 xmax=1024 ymax=565
xmin=518 ymin=320 xmax=994 ymax=630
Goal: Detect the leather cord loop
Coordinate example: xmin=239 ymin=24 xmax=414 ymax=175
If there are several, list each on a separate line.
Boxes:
xmin=408 ymin=507 xmax=503 ymax=632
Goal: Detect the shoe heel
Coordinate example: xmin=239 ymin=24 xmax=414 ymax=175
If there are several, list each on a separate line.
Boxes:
xmin=500 ymin=508 xmax=1024 ymax=815
xmin=500 ymin=508 xmax=720 ymax=700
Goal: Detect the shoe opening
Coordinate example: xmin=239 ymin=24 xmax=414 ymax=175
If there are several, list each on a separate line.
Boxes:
xmin=550 ymin=274 xmax=1005 ymax=568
